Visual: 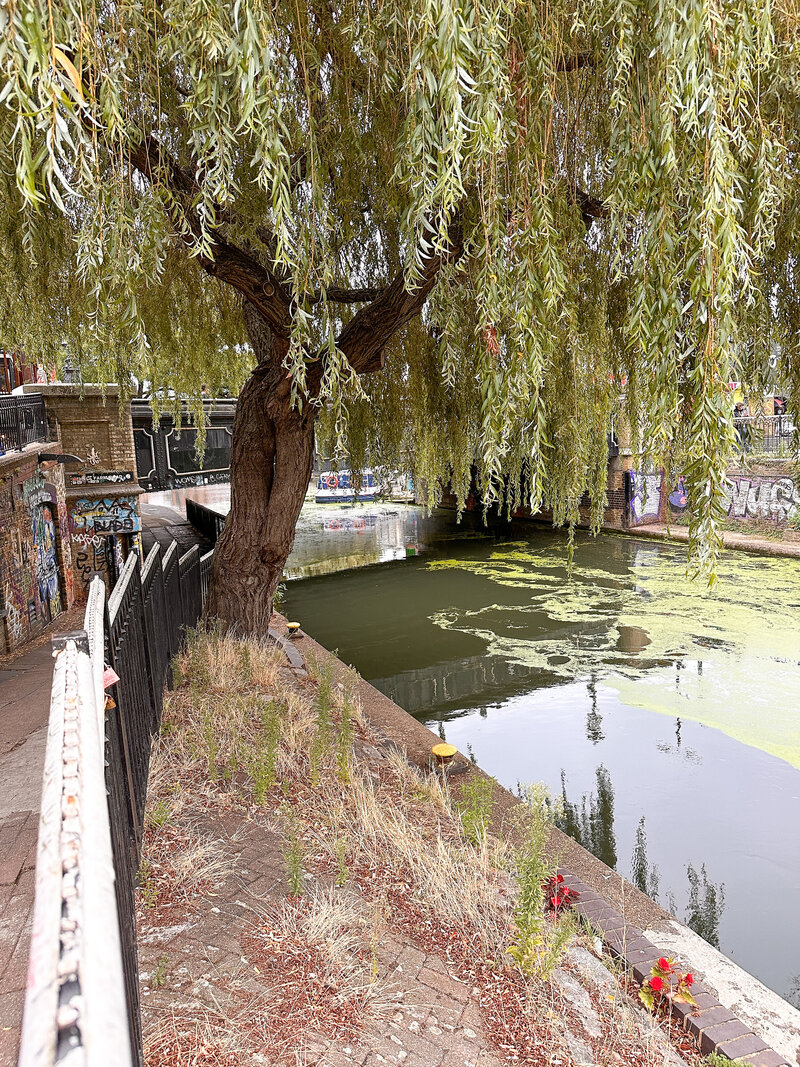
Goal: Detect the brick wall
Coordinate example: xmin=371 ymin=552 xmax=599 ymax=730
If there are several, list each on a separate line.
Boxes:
xmin=22 ymin=385 xmax=137 ymax=472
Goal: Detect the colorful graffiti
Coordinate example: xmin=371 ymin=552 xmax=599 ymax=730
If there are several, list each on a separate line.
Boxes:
xmin=667 ymin=474 xmax=800 ymax=524
xmin=3 ymin=581 xmax=23 ymax=643
xmin=21 ymin=474 xmax=62 ymax=621
xmin=32 ymin=502 xmax=61 ymax=620
xmin=71 ymin=496 xmax=141 ymax=536
xmin=668 ymin=477 xmax=688 ymax=511
xmin=628 ymin=471 xmax=663 ymax=525
xmin=723 ymin=475 xmax=800 ymax=523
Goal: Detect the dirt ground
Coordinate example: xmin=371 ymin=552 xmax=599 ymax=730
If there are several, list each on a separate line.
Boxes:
xmin=136 ymin=630 xmax=698 ymax=1067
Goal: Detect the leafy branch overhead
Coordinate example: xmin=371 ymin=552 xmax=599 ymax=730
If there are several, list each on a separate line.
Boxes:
xmin=1 ymin=0 xmax=799 ymax=570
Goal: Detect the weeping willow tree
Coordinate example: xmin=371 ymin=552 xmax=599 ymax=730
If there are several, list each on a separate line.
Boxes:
xmin=1 ymin=1 xmax=798 ymax=629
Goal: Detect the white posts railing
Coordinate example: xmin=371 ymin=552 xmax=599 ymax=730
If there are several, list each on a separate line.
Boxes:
xmin=19 ymin=579 xmax=132 ymax=1067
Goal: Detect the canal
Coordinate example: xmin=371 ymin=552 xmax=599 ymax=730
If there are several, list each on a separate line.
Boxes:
xmin=279 ymin=502 xmax=800 ymax=1007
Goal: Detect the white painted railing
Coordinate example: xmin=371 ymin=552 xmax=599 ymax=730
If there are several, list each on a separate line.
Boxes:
xmin=19 ymin=580 xmax=132 ymax=1067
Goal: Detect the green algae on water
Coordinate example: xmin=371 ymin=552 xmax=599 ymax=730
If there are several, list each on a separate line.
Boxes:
xmin=425 ymin=536 xmax=800 ymax=770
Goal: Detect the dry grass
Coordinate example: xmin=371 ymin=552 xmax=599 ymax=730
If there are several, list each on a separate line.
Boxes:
xmin=140 ymin=629 xmax=694 ymax=1067
xmin=236 ymin=887 xmax=398 ymax=1052
xmin=145 ymin=1010 xmax=241 ymax=1067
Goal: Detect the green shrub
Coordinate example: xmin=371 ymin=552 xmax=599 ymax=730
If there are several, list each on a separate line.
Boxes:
xmin=457 ymin=775 xmax=496 ymax=846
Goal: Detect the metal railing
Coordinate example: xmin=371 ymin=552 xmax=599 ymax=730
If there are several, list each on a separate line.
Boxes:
xmin=185 ymin=496 xmax=227 ymax=545
xmin=733 ymin=414 xmax=797 ymax=455
xmin=20 ymin=541 xmax=214 ymax=1067
xmin=0 ymin=394 xmax=48 ymax=452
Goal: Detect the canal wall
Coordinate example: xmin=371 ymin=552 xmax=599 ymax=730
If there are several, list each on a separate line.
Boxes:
xmin=439 ymin=453 xmax=800 ymax=541
xmin=626 ymin=459 xmax=800 ymax=533
xmin=276 ymin=616 xmax=800 ymax=1065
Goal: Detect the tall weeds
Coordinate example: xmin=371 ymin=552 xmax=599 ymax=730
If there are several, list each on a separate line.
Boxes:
xmin=151 ymin=629 xmax=570 ymax=979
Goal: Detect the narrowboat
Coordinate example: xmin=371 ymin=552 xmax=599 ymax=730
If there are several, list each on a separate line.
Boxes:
xmin=315 ymin=469 xmax=381 ymax=503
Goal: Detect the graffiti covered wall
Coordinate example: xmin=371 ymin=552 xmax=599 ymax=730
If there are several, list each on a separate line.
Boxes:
xmin=0 ymin=455 xmax=75 ymax=652
xmin=627 ymin=471 xmax=664 ymax=526
xmin=669 ymin=472 xmax=800 ymax=525
xmin=70 ymin=495 xmax=141 ymax=536
xmin=69 ymin=495 xmax=142 ymax=591
xmin=723 ymin=475 xmax=800 ymax=523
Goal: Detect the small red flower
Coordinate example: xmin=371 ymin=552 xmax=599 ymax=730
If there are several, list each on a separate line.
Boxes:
xmin=649 ymin=976 xmax=665 ymax=992
xmin=657 ymin=957 xmax=671 ymax=972
xmin=684 ymin=973 xmax=694 ymax=986
xmin=550 ymin=896 xmax=560 ymax=908
xmin=555 ymin=874 xmax=564 ymax=884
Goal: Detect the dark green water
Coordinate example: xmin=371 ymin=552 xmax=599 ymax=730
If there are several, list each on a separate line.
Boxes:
xmin=282 ymin=509 xmax=800 ymax=1005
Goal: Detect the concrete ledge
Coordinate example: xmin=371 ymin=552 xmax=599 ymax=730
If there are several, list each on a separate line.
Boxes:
xmin=269 ymin=614 xmax=800 ymax=1067
xmin=619 ymin=522 xmax=800 ymax=561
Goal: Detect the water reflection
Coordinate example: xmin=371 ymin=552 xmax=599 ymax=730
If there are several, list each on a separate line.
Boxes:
xmin=585 ymin=675 xmax=605 ymax=744
xmin=684 ymin=864 xmax=726 ymax=949
xmin=556 ymin=766 xmax=618 ymax=870
xmin=285 ymin=503 xmax=444 ymax=579
xmin=559 ymin=771 xmax=725 ymax=950
xmin=284 ymin=527 xmax=800 ymax=999
xmin=631 ymin=817 xmax=661 ymax=901
xmin=616 ymin=624 xmax=652 ymax=654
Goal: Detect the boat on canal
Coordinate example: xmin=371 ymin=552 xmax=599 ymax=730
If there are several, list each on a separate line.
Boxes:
xmin=315 ymin=469 xmax=381 ymax=503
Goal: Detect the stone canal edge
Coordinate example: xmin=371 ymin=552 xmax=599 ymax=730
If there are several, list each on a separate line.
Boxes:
xmin=268 ymin=617 xmax=800 ymax=1067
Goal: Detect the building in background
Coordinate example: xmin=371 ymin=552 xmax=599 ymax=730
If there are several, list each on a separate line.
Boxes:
xmin=0 ymin=396 xmax=76 ymax=652
xmin=19 ymin=384 xmax=143 ymax=596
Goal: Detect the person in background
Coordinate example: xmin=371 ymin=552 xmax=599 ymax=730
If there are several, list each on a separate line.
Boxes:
xmin=733 ymin=402 xmax=748 ymax=452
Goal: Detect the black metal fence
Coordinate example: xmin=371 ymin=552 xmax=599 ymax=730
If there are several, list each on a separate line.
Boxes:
xmin=104 ymin=542 xmax=213 ymax=1065
xmin=733 ymin=414 xmax=797 ymax=455
xmin=186 ymin=495 xmax=227 ymax=544
xmin=22 ymin=541 xmax=214 ymax=1067
xmin=0 ymin=393 xmax=48 ymax=452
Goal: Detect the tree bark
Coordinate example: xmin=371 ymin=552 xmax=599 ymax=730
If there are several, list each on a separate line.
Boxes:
xmin=203 ymin=215 xmax=465 ymax=633
xmin=207 ymin=303 xmax=315 ymax=632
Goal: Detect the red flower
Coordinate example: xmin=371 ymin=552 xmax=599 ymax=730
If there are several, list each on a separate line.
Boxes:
xmin=550 ymin=896 xmax=560 ymax=908
xmin=649 ymin=976 xmax=665 ymax=992
xmin=555 ymin=874 xmax=564 ymax=884
xmin=657 ymin=958 xmax=671 ymax=972
xmin=684 ymin=973 xmax=694 ymax=986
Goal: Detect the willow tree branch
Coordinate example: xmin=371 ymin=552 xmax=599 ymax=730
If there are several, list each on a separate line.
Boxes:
xmin=556 ymin=52 xmax=595 ymax=72
xmin=566 ymin=182 xmax=609 ymax=229
xmin=335 ymin=213 xmax=465 ymax=375
xmin=129 ymin=136 xmax=293 ymax=338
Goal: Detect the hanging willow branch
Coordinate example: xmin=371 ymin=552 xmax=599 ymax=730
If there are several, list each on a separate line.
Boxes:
xmin=0 ymin=0 xmax=798 ymax=575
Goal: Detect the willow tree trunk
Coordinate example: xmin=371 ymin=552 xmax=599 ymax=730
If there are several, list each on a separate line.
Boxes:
xmin=207 ymin=304 xmax=316 ymax=632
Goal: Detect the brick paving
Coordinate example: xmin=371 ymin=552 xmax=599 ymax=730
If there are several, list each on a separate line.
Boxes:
xmin=138 ymin=659 xmax=689 ymax=1067
xmin=139 ymin=813 xmax=506 ymax=1067
xmin=0 ymin=632 xmax=75 ymax=1067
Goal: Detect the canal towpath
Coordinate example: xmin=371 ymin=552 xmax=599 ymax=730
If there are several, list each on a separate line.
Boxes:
xmin=0 ymin=604 xmax=84 ymax=1067
xmin=632 ymin=522 xmax=800 ymax=559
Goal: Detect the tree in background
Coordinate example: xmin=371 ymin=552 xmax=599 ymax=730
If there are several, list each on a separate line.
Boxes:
xmin=0 ymin=1 xmax=798 ymax=629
